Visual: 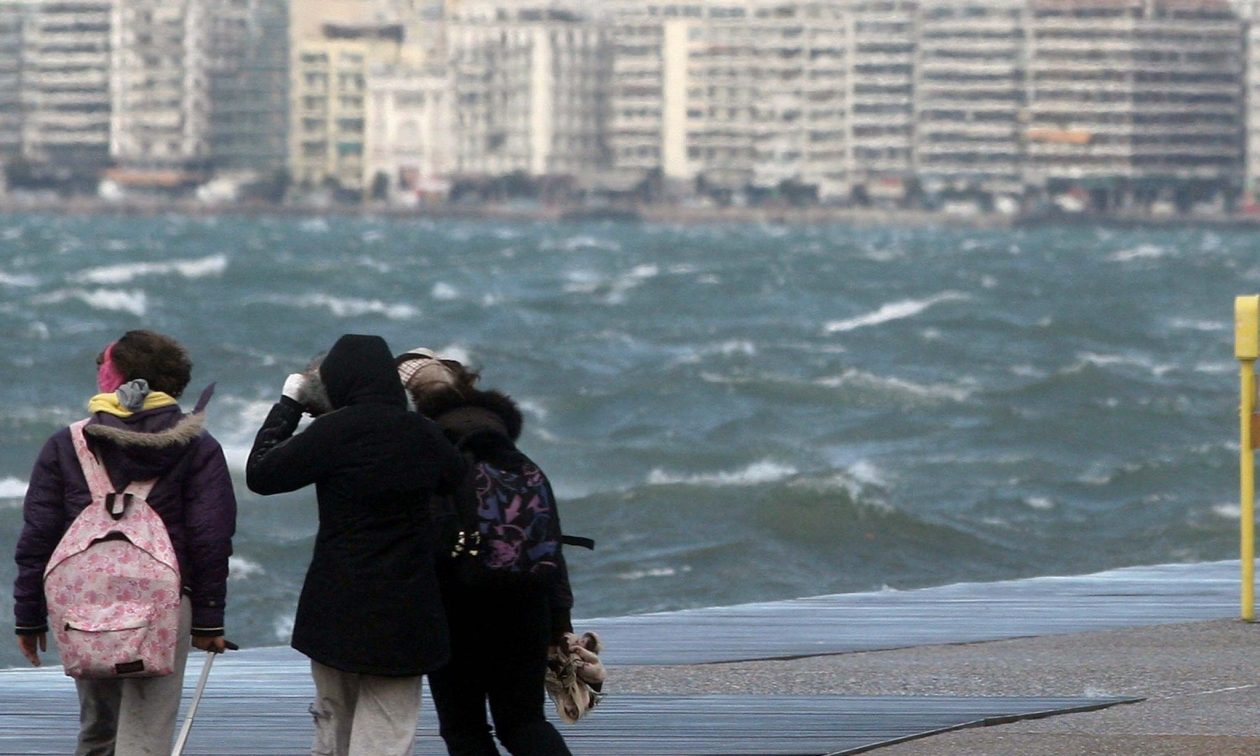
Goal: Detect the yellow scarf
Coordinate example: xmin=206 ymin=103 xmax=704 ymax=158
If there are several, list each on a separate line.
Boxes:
xmin=87 ymin=391 xmax=178 ymax=417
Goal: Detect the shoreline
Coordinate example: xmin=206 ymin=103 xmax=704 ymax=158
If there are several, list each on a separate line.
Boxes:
xmin=3 ymin=196 xmax=1259 ymax=229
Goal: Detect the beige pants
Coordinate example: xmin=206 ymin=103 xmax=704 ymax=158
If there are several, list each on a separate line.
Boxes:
xmin=309 ymin=660 xmax=423 ymax=756
xmin=74 ymin=598 xmax=193 ymax=756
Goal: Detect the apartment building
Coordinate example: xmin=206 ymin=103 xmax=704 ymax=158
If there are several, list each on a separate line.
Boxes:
xmin=0 ymin=2 xmax=24 ymax=161
xmin=363 ymin=64 xmax=453 ymax=198
xmin=1248 ymin=0 xmax=1260 ymax=201
xmin=846 ymin=0 xmax=918 ymax=198
xmin=604 ymin=2 xmax=852 ymax=199
xmin=448 ymin=8 xmax=609 ymax=178
xmin=914 ymin=0 xmax=1025 ymax=198
xmin=290 ymin=24 xmax=408 ymax=191
xmin=108 ymin=0 xmax=213 ymax=181
xmin=605 ymin=10 xmax=671 ymax=183
xmin=206 ymin=0 xmax=289 ymax=173
xmin=21 ymin=0 xmax=113 ymax=179
xmin=1025 ymin=0 xmax=1244 ymax=206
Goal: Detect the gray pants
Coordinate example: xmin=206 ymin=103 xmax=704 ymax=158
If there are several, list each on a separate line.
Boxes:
xmin=309 ymin=660 xmax=423 ymax=756
xmin=74 ymin=598 xmax=193 ymax=756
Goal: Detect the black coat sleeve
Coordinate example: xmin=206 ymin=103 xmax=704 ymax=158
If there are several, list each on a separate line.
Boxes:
xmin=246 ymin=397 xmax=325 ymax=495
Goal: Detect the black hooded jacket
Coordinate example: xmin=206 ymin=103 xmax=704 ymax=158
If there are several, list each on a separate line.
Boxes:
xmin=246 ymin=334 xmax=464 ymax=675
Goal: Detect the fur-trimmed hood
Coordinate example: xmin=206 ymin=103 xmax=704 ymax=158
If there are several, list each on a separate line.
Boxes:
xmin=422 ymin=387 xmax=524 ymax=444
xmin=86 ymin=404 xmax=206 ymax=484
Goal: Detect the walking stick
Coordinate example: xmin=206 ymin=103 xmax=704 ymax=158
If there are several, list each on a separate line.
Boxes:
xmin=171 ymin=641 xmax=238 ymax=756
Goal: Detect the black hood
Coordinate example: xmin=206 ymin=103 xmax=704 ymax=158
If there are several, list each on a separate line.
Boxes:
xmin=319 ymin=334 xmax=406 ymax=410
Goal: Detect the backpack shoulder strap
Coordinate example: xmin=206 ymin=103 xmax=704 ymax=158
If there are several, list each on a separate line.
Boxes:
xmin=68 ymin=419 xmax=158 ymax=503
xmin=69 ymin=420 xmax=111 ymax=501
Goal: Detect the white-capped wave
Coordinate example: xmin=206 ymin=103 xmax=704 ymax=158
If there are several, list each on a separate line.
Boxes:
xmin=273 ymin=614 xmax=295 ymax=642
xmin=1193 ymin=362 xmax=1234 ymax=375
xmin=0 ymin=476 xmax=28 ymax=503
xmin=215 ymin=398 xmax=281 ymax=470
xmin=514 ymin=397 xmax=549 ymax=422
xmin=1024 ymin=496 xmax=1055 ymax=510
xmin=1108 ymin=244 xmax=1168 ymax=262
xmin=675 ymin=340 xmax=758 ymax=364
xmin=277 ymin=293 xmax=418 ymax=320
xmin=817 ymin=368 xmax=974 ymax=403
xmin=543 ymin=235 xmax=623 ymax=253
xmin=36 ymin=288 xmax=148 ymax=316
xmin=431 ymin=282 xmax=459 ymax=301
xmin=617 ymin=565 xmax=691 ymax=581
xmin=1211 ymin=503 xmax=1241 ymax=519
xmin=299 ymin=217 xmax=330 ymax=234
xmin=0 ymin=271 xmax=38 ymax=287
xmin=1070 ymin=352 xmax=1175 ymax=378
xmin=647 ymin=460 xmax=797 ymax=487
xmin=562 ymin=264 xmax=658 ymax=304
xmin=228 ymin=555 xmax=265 ymax=580
xmin=75 ymin=254 xmax=228 ymax=285
xmin=1167 ymin=317 xmax=1226 ymax=333
xmin=824 ymin=292 xmax=967 ymax=334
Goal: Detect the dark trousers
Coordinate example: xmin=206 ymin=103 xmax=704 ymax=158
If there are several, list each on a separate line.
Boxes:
xmin=428 ymin=584 xmax=572 ymax=756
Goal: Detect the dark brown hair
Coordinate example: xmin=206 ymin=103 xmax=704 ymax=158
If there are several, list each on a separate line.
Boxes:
xmin=108 ymin=330 xmax=192 ymax=398
xmin=402 ymin=359 xmax=480 ymax=416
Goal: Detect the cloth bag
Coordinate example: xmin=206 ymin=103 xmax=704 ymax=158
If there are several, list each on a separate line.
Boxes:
xmin=545 ymin=631 xmax=606 ymax=724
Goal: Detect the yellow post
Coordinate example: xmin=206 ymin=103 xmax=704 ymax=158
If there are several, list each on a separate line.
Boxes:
xmin=1235 ymin=295 xmax=1259 ymax=621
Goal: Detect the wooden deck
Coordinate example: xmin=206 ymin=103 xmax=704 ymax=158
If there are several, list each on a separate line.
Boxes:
xmin=0 ymin=654 xmax=1135 ymax=755
xmin=0 ymin=559 xmax=1232 ymax=754
xmin=592 ymin=560 xmax=1238 ymax=665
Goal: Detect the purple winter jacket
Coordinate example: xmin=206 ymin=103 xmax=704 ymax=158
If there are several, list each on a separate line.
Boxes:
xmin=13 ymin=400 xmax=237 ymax=636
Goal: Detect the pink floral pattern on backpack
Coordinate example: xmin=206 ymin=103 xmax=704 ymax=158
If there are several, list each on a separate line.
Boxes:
xmin=44 ymin=420 xmax=182 ymax=678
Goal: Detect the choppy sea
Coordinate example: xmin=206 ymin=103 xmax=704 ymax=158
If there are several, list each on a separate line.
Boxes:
xmin=0 ymin=213 xmax=1247 ymax=669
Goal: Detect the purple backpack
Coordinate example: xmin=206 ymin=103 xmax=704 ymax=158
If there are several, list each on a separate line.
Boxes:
xmin=448 ymin=450 xmax=563 ymax=585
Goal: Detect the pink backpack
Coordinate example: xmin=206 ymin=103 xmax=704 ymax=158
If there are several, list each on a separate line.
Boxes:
xmin=43 ymin=419 xmax=183 ymax=678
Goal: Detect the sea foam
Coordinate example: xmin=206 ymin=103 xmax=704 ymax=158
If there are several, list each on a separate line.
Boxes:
xmin=824 ymin=292 xmax=968 ymax=333
xmin=75 ymin=254 xmax=228 ymax=284
xmin=647 ymin=460 xmax=798 ymax=487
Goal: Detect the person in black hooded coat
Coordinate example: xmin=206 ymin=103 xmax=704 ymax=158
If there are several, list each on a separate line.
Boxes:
xmin=395 ymin=349 xmax=575 ymax=756
xmin=247 ymin=334 xmax=464 ymax=756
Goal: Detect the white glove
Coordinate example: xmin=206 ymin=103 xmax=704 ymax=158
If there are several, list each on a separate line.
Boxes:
xmin=281 ymin=373 xmax=308 ymax=404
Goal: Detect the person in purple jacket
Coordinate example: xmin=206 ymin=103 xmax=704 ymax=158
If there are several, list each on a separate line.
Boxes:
xmin=13 ymin=329 xmax=237 ymax=756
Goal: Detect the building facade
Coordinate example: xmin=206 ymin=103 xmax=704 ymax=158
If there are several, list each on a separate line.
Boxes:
xmin=914 ymin=0 xmax=1025 ymax=199
xmin=447 ymin=8 xmax=609 ymax=179
xmin=290 ymin=25 xmax=406 ymax=190
xmin=108 ymin=0 xmax=213 ymax=181
xmin=21 ymin=0 xmax=114 ymax=181
xmin=207 ymin=0 xmax=290 ymax=174
xmin=1025 ymin=0 xmax=1245 ymax=209
xmin=363 ymin=63 xmax=454 ymax=199
xmin=0 ymin=2 xmax=25 ymax=162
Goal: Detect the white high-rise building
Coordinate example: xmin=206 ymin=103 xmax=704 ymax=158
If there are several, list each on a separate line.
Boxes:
xmin=1248 ymin=0 xmax=1260 ymax=201
xmin=914 ymin=0 xmax=1025 ymax=198
xmin=109 ymin=0 xmax=212 ymax=175
xmin=21 ymin=0 xmax=113 ymax=179
xmin=606 ymin=2 xmax=853 ymax=200
xmin=448 ymin=7 xmax=609 ymax=178
xmin=1025 ymin=0 xmax=1244 ymax=207
xmin=846 ymin=0 xmax=917 ymax=199
xmin=0 ymin=2 xmax=25 ymax=162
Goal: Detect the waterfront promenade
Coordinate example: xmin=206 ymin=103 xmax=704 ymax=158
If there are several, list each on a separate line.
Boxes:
xmin=0 ymin=560 xmax=1253 ymax=754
